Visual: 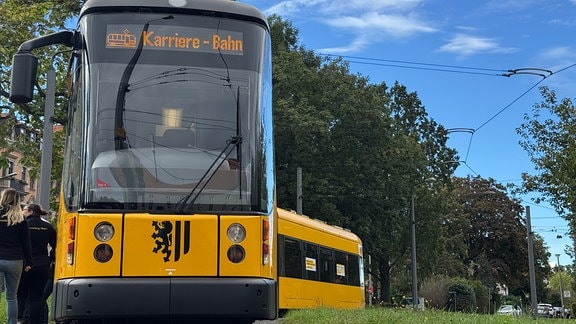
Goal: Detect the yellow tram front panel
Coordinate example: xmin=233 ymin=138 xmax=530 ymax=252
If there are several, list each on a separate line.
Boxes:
xmin=66 ymin=213 xmax=219 ymax=277
xmin=64 ymin=213 xmax=275 ymax=278
xmin=122 ymin=214 xmax=218 ymax=276
xmin=72 ymin=213 xmax=124 ymax=277
xmin=218 ymin=215 xmax=273 ymax=277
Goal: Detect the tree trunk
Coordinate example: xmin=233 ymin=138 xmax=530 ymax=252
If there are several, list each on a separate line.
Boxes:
xmin=379 ymin=256 xmax=392 ymax=304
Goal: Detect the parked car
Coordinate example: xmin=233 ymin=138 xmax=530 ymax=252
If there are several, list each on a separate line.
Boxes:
xmin=552 ymin=306 xmax=572 ymax=318
xmin=497 ymin=304 xmax=522 ymax=316
xmin=537 ymin=303 xmax=553 ymax=318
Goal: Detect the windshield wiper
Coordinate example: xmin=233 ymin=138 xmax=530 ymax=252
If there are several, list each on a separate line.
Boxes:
xmin=114 ymin=15 xmax=174 ymax=150
xmin=233 ymin=86 xmax=243 ymax=199
xmin=174 ymin=136 xmax=242 ymax=214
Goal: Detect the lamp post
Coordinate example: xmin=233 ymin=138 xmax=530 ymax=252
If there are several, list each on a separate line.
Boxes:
xmin=555 ymin=254 xmax=565 ymax=317
xmin=410 ymin=194 xmax=418 ymax=311
xmin=410 ymin=177 xmax=435 ymax=311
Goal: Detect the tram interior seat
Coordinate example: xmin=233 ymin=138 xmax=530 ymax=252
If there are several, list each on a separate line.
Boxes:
xmin=161 ymin=129 xmax=195 ymax=148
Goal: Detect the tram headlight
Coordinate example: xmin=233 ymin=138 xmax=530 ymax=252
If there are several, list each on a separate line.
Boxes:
xmin=94 ymin=244 xmax=113 ymax=263
xmin=94 ymin=222 xmax=114 ymax=242
xmin=226 ymin=223 xmax=246 ymax=243
xmin=227 ymin=244 xmax=245 ymax=263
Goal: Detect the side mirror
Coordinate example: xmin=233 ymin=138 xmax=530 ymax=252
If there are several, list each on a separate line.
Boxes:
xmin=9 ymin=52 xmax=38 ymax=103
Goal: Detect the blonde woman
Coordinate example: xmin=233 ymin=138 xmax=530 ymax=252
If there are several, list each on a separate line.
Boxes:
xmin=0 ymin=188 xmax=32 ymax=324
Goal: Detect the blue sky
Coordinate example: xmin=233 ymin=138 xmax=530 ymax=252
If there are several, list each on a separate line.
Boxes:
xmin=241 ymin=0 xmax=576 ymax=266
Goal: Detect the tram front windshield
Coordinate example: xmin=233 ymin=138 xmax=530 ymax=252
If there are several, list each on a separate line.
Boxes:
xmin=76 ymin=13 xmax=269 ymax=213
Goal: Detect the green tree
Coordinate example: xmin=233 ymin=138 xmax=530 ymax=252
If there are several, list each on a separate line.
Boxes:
xmin=269 ymin=15 xmax=457 ymax=304
xmin=548 ymin=268 xmax=573 ymax=309
xmin=438 ymin=176 xmax=551 ymax=302
xmin=0 ymin=0 xmax=82 ymax=210
xmin=516 ymin=86 xmax=576 ymax=294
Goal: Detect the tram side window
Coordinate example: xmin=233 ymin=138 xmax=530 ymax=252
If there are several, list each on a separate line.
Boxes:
xmin=334 ymin=251 xmax=348 ymax=284
xmin=319 ymin=247 xmax=334 ymax=283
xmin=304 ymin=243 xmax=318 ymax=281
xmin=283 ymin=237 xmax=303 ymax=278
xmin=63 ymin=61 xmax=84 ymax=211
xmin=347 ymin=254 xmax=361 ymax=286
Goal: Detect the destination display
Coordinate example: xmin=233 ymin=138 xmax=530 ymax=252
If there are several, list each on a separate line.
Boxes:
xmin=106 ymin=25 xmax=244 ymax=55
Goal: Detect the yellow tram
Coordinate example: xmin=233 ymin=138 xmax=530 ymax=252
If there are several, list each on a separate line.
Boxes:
xmin=9 ymin=0 xmax=364 ymax=323
xmin=277 ymin=208 xmax=365 ymax=312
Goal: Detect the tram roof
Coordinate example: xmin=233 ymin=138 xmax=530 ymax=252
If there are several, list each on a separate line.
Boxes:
xmin=277 ymin=208 xmax=363 ymax=245
xmin=80 ymin=0 xmax=268 ymax=27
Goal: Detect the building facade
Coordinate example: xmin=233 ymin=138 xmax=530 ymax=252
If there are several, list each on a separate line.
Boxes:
xmin=0 ymin=114 xmax=39 ymax=204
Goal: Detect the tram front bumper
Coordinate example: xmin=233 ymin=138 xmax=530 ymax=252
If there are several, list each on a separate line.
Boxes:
xmin=52 ymin=277 xmax=277 ymax=321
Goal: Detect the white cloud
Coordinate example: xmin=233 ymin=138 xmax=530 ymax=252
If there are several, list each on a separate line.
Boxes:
xmin=539 ymin=46 xmax=574 ymax=60
xmin=325 ymin=12 xmax=436 ymax=37
xmin=439 ymin=34 xmax=516 ymax=56
xmin=455 ymin=26 xmax=478 ymax=33
xmin=263 ymin=0 xmax=322 ymax=16
xmin=321 ymin=0 xmax=424 ymax=14
xmin=262 ymin=0 xmax=435 ymax=54
xmin=548 ymin=18 xmax=575 ymax=27
xmin=264 ymin=0 xmax=424 ymax=16
xmin=485 ymin=0 xmax=541 ymax=10
xmin=316 ymin=12 xmax=435 ymax=53
xmin=317 ymin=38 xmax=371 ymax=54
xmin=535 ymin=47 xmax=576 ymax=76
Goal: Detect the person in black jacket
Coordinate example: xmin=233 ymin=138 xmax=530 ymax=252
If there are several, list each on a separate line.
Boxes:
xmin=0 ymin=188 xmax=32 ymax=324
xmin=16 ymin=204 xmax=55 ymax=324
